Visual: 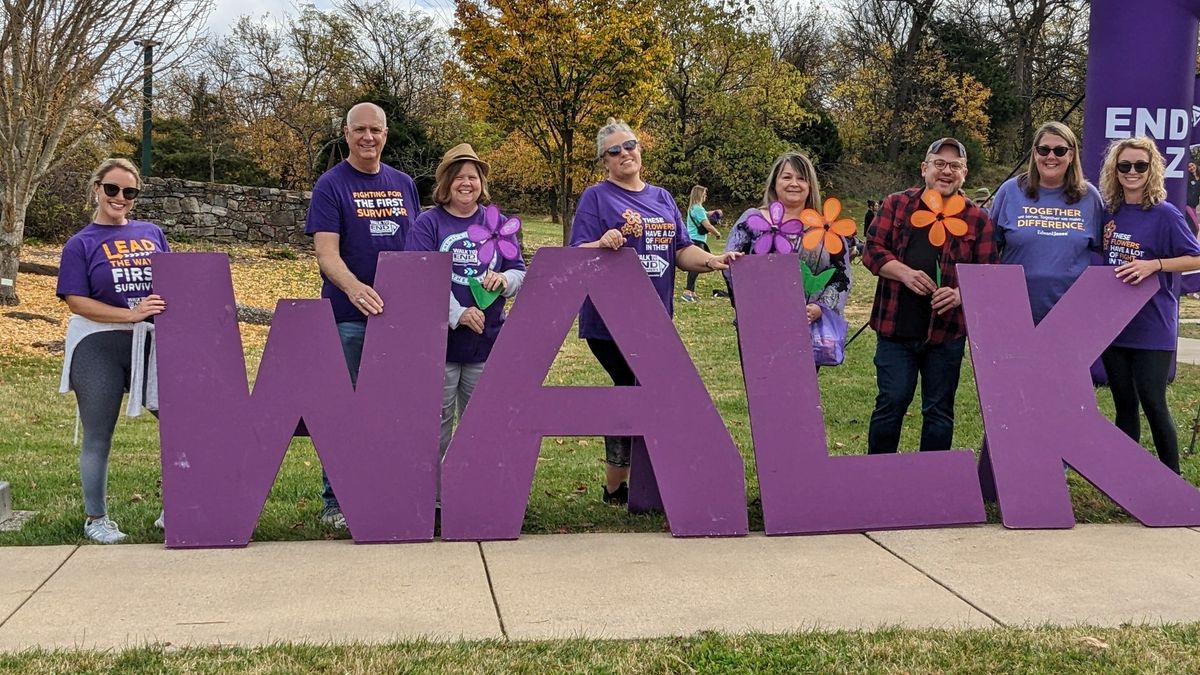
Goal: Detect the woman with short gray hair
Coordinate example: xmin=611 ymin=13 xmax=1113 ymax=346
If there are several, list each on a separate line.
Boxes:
xmin=569 ymin=118 xmax=740 ymax=504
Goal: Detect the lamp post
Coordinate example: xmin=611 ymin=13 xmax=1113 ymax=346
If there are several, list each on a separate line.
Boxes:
xmin=136 ymin=40 xmax=160 ymax=178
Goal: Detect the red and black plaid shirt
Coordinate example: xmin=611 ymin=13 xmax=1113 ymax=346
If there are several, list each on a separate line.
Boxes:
xmin=862 ymin=186 xmax=997 ymax=344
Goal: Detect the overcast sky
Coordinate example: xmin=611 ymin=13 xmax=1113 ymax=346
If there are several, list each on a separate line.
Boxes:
xmin=204 ymin=0 xmax=456 ymax=34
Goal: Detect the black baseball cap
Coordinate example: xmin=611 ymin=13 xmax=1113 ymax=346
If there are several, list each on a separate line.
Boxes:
xmin=926 ymin=137 xmax=967 ymax=158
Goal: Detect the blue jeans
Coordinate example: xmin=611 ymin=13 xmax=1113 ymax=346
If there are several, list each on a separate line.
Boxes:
xmin=867 ymin=335 xmax=965 ymax=454
xmin=321 ymin=321 xmax=366 ymax=510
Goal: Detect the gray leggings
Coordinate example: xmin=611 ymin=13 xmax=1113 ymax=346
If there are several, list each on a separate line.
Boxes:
xmin=69 ymin=331 xmax=149 ymax=517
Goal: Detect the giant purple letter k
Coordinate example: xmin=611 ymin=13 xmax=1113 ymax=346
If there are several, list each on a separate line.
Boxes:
xmin=960 ymin=264 xmax=1200 ymax=528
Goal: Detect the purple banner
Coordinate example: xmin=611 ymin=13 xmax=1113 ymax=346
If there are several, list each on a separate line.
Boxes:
xmin=1083 ymin=0 xmax=1200 ymax=207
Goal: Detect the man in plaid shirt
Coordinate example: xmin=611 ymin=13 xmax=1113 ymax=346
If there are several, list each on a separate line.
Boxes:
xmin=862 ymin=138 xmax=997 ymax=455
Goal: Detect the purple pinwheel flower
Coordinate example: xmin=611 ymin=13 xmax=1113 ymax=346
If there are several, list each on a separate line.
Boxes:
xmin=467 ymin=204 xmax=522 ymax=263
xmin=744 ymin=200 xmax=803 ymax=255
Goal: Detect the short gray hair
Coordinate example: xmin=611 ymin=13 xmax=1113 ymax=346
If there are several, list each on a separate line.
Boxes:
xmin=595 ymin=117 xmax=634 ymax=159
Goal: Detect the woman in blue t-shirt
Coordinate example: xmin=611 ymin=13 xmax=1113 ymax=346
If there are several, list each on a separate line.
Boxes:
xmin=993 ymin=122 xmax=1106 ymax=325
xmin=56 ymin=158 xmax=170 ymax=543
xmin=1099 ymin=136 xmax=1200 ymax=474
xmin=681 ymin=185 xmax=721 ymax=302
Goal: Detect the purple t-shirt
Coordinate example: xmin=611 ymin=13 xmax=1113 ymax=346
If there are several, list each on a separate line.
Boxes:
xmin=305 ymin=160 xmax=420 ymax=323
xmin=408 ymin=206 xmax=526 ymax=364
xmin=56 ymin=220 xmax=170 ymax=309
xmin=993 ymin=179 xmax=1105 ymax=323
xmin=1103 ymin=201 xmax=1200 ymax=350
xmin=569 ymin=180 xmax=692 ymax=341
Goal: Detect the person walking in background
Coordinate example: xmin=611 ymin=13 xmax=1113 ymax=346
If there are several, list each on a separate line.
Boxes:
xmin=682 ymin=185 xmax=721 ymax=302
xmin=570 ymin=118 xmax=739 ymax=505
xmin=57 ymin=158 xmax=169 ymax=544
xmin=305 ymin=102 xmax=421 ymax=529
xmin=992 ymin=121 xmax=1106 ymax=325
xmin=1186 ymin=160 xmax=1199 ymax=210
xmin=1099 ymin=136 xmax=1200 ymax=474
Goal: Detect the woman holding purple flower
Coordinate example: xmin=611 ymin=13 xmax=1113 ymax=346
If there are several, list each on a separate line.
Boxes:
xmin=570 ymin=118 xmax=739 ymax=505
xmin=408 ymin=144 xmax=527 ymax=461
xmin=723 ymin=151 xmax=851 ymax=323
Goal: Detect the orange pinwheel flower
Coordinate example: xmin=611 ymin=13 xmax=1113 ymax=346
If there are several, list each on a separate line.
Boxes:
xmin=910 ymin=189 xmax=967 ymax=247
xmin=799 ymin=197 xmax=857 ymax=255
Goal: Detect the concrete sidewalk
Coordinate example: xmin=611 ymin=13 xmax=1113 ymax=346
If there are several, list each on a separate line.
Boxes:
xmin=2 ymin=524 xmax=1200 ymax=651
xmin=1179 ymin=335 xmax=1200 ymax=366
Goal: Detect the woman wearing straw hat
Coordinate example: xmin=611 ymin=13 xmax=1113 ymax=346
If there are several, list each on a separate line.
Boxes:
xmin=408 ymin=144 xmax=527 ymax=462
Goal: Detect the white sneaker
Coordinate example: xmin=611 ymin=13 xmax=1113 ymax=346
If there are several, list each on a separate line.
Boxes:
xmin=153 ymin=511 xmax=165 ymax=529
xmin=319 ymin=507 xmax=346 ymax=530
xmin=84 ymin=517 xmax=128 ymax=544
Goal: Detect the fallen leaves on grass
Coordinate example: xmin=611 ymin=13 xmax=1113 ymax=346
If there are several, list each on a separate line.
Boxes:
xmin=1 ymin=242 xmax=318 ymax=356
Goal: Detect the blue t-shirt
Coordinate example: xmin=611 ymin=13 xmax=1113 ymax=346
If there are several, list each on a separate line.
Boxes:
xmin=407 ymin=206 xmax=526 ymax=364
xmin=569 ymin=180 xmax=692 ymax=341
xmin=686 ymin=204 xmax=708 ymax=243
xmin=57 ymin=220 xmax=170 ymax=309
xmin=1103 ymin=201 xmax=1200 ymax=350
xmin=993 ymin=178 xmax=1106 ymax=323
xmin=304 ymin=160 xmax=421 ymax=323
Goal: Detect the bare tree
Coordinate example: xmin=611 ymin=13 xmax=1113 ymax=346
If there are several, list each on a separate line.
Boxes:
xmin=835 ymin=0 xmax=940 ymax=163
xmin=0 ymin=0 xmax=209 ymax=305
xmin=757 ymin=0 xmax=833 ymax=105
xmin=335 ymin=0 xmax=450 ymax=120
xmin=954 ymin=0 xmax=1087 ymax=153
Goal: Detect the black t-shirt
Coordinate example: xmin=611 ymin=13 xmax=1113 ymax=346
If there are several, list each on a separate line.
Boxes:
xmin=894 ymin=225 xmax=939 ymax=339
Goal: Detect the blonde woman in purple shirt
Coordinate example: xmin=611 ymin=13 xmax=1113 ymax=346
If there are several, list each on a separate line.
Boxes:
xmin=570 ymin=118 xmax=740 ymax=504
xmin=1099 ymin=136 xmax=1200 ymax=473
xmin=56 ymin=158 xmax=169 ymax=543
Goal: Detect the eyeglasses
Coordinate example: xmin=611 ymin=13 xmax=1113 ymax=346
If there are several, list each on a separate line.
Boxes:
xmin=928 ymin=158 xmax=967 ymax=172
xmin=1035 ymin=145 xmax=1071 ymax=157
xmin=1116 ymin=161 xmax=1150 ymax=174
xmin=603 ymin=139 xmax=639 ymax=157
xmin=100 ymin=183 xmax=140 ymax=200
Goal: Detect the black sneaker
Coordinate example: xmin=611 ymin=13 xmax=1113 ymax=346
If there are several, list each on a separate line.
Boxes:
xmin=602 ymin=482 xmax=629 ymax=505
xmin=712 ymin=289 xmax=729 ymax=298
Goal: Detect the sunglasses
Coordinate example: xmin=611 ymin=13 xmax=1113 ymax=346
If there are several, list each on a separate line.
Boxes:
xmin=1035 ymin=145 xmax=1071 ymax=157
xmin=1116 ymin=161 xmax=1150 ymax=174
xmin=99 ymin=183 xmax=140 ymax=200
xmin=603 ymin=139 xmax=639 ymax=157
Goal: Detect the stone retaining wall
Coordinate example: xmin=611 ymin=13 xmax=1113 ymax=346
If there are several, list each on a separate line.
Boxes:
xmin=136 ymin=177 xmax=312 ymax=246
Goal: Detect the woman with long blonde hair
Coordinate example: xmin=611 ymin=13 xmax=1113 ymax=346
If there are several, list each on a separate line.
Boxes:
xmin=1098 ymin=136 xmax=1200 ymax=473
xmin=682 ymin=185 xmax=721 ymax=302
xmin=57 ymin=158 xmax=169 ymax=543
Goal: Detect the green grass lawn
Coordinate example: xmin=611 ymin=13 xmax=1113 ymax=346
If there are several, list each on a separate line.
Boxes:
xmin=5 ymin=215 xmax=1200 ymax=670
xmin=4 ymin=626 xmax=1200 ymax=674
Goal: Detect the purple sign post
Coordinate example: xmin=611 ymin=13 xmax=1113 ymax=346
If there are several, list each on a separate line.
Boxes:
xmin=961 ymin=265 xmax=1200 ymax=528
xmin=731 ymin=255 xmax=986 ymax=534
xmin=440 ymin=248 xmax=748 ymax=541
xmin=154 ymin=252 xmax=449 ymax=547
xmin=1083 ymin=0 xmax=1200 ymax=207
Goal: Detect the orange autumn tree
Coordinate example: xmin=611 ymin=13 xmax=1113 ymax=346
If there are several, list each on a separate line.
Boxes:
xmin=451 ymin=0 xmax=669 ymax=242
